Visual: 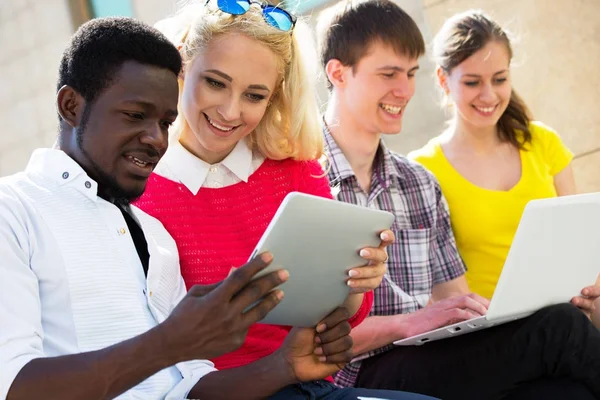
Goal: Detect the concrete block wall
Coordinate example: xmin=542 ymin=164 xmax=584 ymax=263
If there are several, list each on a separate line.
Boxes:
xmin=0 ymin=0 xmax=598 ymax=193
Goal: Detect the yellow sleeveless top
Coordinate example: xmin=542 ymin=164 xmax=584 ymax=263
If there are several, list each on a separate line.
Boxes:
xmin=408 ymin=122 xmax=573 ymax=298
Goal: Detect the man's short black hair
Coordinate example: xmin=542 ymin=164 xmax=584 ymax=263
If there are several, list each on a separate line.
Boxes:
xmin=57 ymin=17 xmax=182 ymax=108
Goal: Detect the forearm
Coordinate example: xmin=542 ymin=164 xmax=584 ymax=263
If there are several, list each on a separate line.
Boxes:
xmin=350 ymin=314 xmax=409 ymax=355
xmin=430 ymin=277 xmax=470 ymax=303
xmin=343 ymin=293 xmax=364 ymax=317
xmin=188 ymin=352 xmax=295 ymax=400
xmin=7 ymin=325 xmax=177 ymax=400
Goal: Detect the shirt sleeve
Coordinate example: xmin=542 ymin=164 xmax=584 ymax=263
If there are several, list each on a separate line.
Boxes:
xmin=0 ymin=188 xmax=45 ymax=400
xmin=429 ymin=179 xmax=467 ymax=285
xmin=347 ymin=290 xmax=373 ymax=328
xmin=533 ymin=122 xmax=574 ymax=176
xmin=295 ymin=160 xmax=334 ymax=200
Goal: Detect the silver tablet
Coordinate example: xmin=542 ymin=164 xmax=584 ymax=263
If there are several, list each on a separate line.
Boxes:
xmin=248 ymin=192 xmax=395 ymax=327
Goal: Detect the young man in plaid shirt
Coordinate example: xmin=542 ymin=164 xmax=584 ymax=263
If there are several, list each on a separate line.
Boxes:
xmin=317 ymin=1 xmax=600 ymax=399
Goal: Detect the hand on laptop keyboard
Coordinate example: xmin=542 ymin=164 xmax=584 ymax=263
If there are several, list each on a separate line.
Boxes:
xmin=403 ymin=293 xmax=490 ymax=338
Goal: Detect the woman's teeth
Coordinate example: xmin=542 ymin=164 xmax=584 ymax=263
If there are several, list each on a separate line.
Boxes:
xmin=475 ymin=105 xmax=495 ymax=113
xmin=380 ymin=104 xmax=402 ymax=115
xmin=207 ymin=116 xmax=234 ymax=132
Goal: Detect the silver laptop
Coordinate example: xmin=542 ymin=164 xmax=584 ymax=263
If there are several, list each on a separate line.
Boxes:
xmin=394 ymin=192 xmax=600 ymax=346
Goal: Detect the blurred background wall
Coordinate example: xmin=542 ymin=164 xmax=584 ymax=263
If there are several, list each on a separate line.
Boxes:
xmin=1 ymin=0 xmax=598 ymax=191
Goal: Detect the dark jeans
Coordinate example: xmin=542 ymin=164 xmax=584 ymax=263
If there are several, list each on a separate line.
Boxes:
xmin=502 ymin=377 xmax=595 ymax=400
xmin=356 ymin=304 xmax=600 ymax=400
xmin=268 ymin=380 xmax=438 ymax=400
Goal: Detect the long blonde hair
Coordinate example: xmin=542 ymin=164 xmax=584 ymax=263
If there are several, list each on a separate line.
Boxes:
xmin=155 ymin=2 xmax=323 ymax=161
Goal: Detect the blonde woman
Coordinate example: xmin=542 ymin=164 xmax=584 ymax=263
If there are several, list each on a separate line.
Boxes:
xmin=135 ymin=1 xmax=431 ymax=399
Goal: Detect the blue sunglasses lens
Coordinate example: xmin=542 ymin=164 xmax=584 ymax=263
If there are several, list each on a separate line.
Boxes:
xmin=216 ymin=0 xmax=250 ymax=15
xmin=263 ymin=6 xmax=294 ymax=32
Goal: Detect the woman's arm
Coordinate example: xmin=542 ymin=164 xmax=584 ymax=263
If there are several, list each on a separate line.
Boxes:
xmin=553 ymin=164 xmax=576 ymax=196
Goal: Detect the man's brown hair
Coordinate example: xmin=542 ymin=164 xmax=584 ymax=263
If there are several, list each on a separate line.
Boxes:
xmin=317 ymin=0 xmax=425 ymax=89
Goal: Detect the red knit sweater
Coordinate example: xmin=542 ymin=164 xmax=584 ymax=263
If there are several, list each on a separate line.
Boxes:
xmin=136 ymin=158 xmax=373 ymax=371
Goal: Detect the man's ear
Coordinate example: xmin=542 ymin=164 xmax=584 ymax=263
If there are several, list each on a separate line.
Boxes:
xmin=56 ymin=85 xmax=86 ymax=128
xmin=325 ymin=59 xmax=349 ymax=89
xmin=436 ymin=66 xmax=450 ymax=94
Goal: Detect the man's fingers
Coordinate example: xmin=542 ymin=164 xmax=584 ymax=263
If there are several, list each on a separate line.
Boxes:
xmin=440 ymin=308 xmax=475 ymax=327
xmin=242 ymin=289 xmax=285 ymax=324
xmin=315 ymin=319 xmax=352 ymax=345
xmin=572 ymin=296 xmax=595 ymax=312
xmin=315 ymin=339 xmax=354 ymax=364
xmin=217 ymin=252 xmax=274 ymax=297
xmin=581 ymin=284 xmax=600 ymax=298
xmin=188 ymin=282 xmax=221 ymax=297
xmin=316 ymin=307 xmax=350 ymax=334
xmin=231 ymin=268 xmax=289 ymax=310
xmin=461 ymin=296 xmax=488 ymax=316
xmin=467 ymin=292 xmax=491 ymax=308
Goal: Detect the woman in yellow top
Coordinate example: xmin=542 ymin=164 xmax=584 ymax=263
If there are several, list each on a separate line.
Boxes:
xmin=408 ymin=10 xmax=600 ymax=319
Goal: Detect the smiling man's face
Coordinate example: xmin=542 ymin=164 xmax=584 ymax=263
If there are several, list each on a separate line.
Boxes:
xmin=63 ymin=61 xmax=179 ymax=203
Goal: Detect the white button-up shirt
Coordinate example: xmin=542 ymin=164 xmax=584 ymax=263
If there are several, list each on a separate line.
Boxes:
xmin=0 ymin=149 xmax=216 ymax=400
xmin=154 ymin=138 xmax=264 ymax=193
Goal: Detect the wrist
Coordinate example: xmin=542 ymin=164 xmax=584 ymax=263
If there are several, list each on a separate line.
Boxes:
xmin=269 ymin=350 xmax=299 ymax=387
xmin=343 ymin=293 xmax=363 ymax=316
xmin=147 ymin=322 xmax=187 ymax=366
xmin=391 ymin=312 xmax=413 ymax=339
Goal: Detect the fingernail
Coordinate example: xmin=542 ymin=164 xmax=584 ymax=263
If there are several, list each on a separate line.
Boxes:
xmin=583 ymin=289 xmax=589 ymax=296
xmin=316 ymin=323 xmax=326 ymax=333
xmin=261 ymin=252 xmax=273 ymax=263
xmin=314 ymin=347 xmax=323 ymax=355
xmin=381 ymin=232 xmax=390 ymax=240
xmin=347 ymin=280 xmax=355 ymax=287
xmin=319 ymin=356 xmax=327 ymax=362
xmin=314 ymin=336 xmax=321 ymax=344
xmin=360 ymin=249 xmax=370 ymax=257
xmin=278 ymin=269 xmax=289 ymax=281
xmin=274 ymin=290 xmax=284 ymax=301
xmin=348 ymin=270 xmax=359 ymax=278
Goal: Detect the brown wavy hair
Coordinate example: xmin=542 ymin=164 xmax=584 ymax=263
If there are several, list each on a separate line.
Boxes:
xmin=433 ymin=10 xmax=532 ymax=149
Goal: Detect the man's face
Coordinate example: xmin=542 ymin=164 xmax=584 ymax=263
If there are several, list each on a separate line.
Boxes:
xmin=341 ymin=41 xmax=420 ymax=135
xmin=65 ymin=61 xmax=179 ymax=203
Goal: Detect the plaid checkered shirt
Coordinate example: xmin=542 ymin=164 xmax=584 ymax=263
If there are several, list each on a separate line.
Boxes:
xmin=322 ymin=123 xmax=467 ymax=387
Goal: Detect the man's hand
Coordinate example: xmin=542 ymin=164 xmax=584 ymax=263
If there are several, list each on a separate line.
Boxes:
xmin=402 ymin=293 xmax=490 ymax=338
xmin=277 ymin=307 xmax=354 ymax=383
xmin=592 ymin=298 xmax=600 ymax=328
xmin=347 ymin=230 xmax=395 ymax=294
xmin=163 ymin=252 xmax=288 ymax=361
xmin=571 ymin=283 xmax=600 ymax=319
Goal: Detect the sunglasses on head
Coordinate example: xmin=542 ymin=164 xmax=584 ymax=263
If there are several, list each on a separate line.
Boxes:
xmin=204 ymin=0 xmax=297 ymax=32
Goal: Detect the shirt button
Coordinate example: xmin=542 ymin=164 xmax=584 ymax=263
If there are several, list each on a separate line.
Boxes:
xmin=119 ymin=228 xmax=127 ymax=235
xmin=149 ymin=291 xmax=153 ymax=297
xmin=85 ymin=181 xmax=92 ymax=189
xmin=62 ymin=172 xmax=69 ymax=179
xmin=209 ymin=166 xmax=218 ymax=173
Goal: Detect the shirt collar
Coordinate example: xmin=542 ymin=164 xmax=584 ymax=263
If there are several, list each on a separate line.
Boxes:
xmin=156 ymin=137 xmax=254 ymax=195
xmin=322 ymin=119 xmax=404 ymax=190
xmin=25 ymin=148 xmax=100 ymax=201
